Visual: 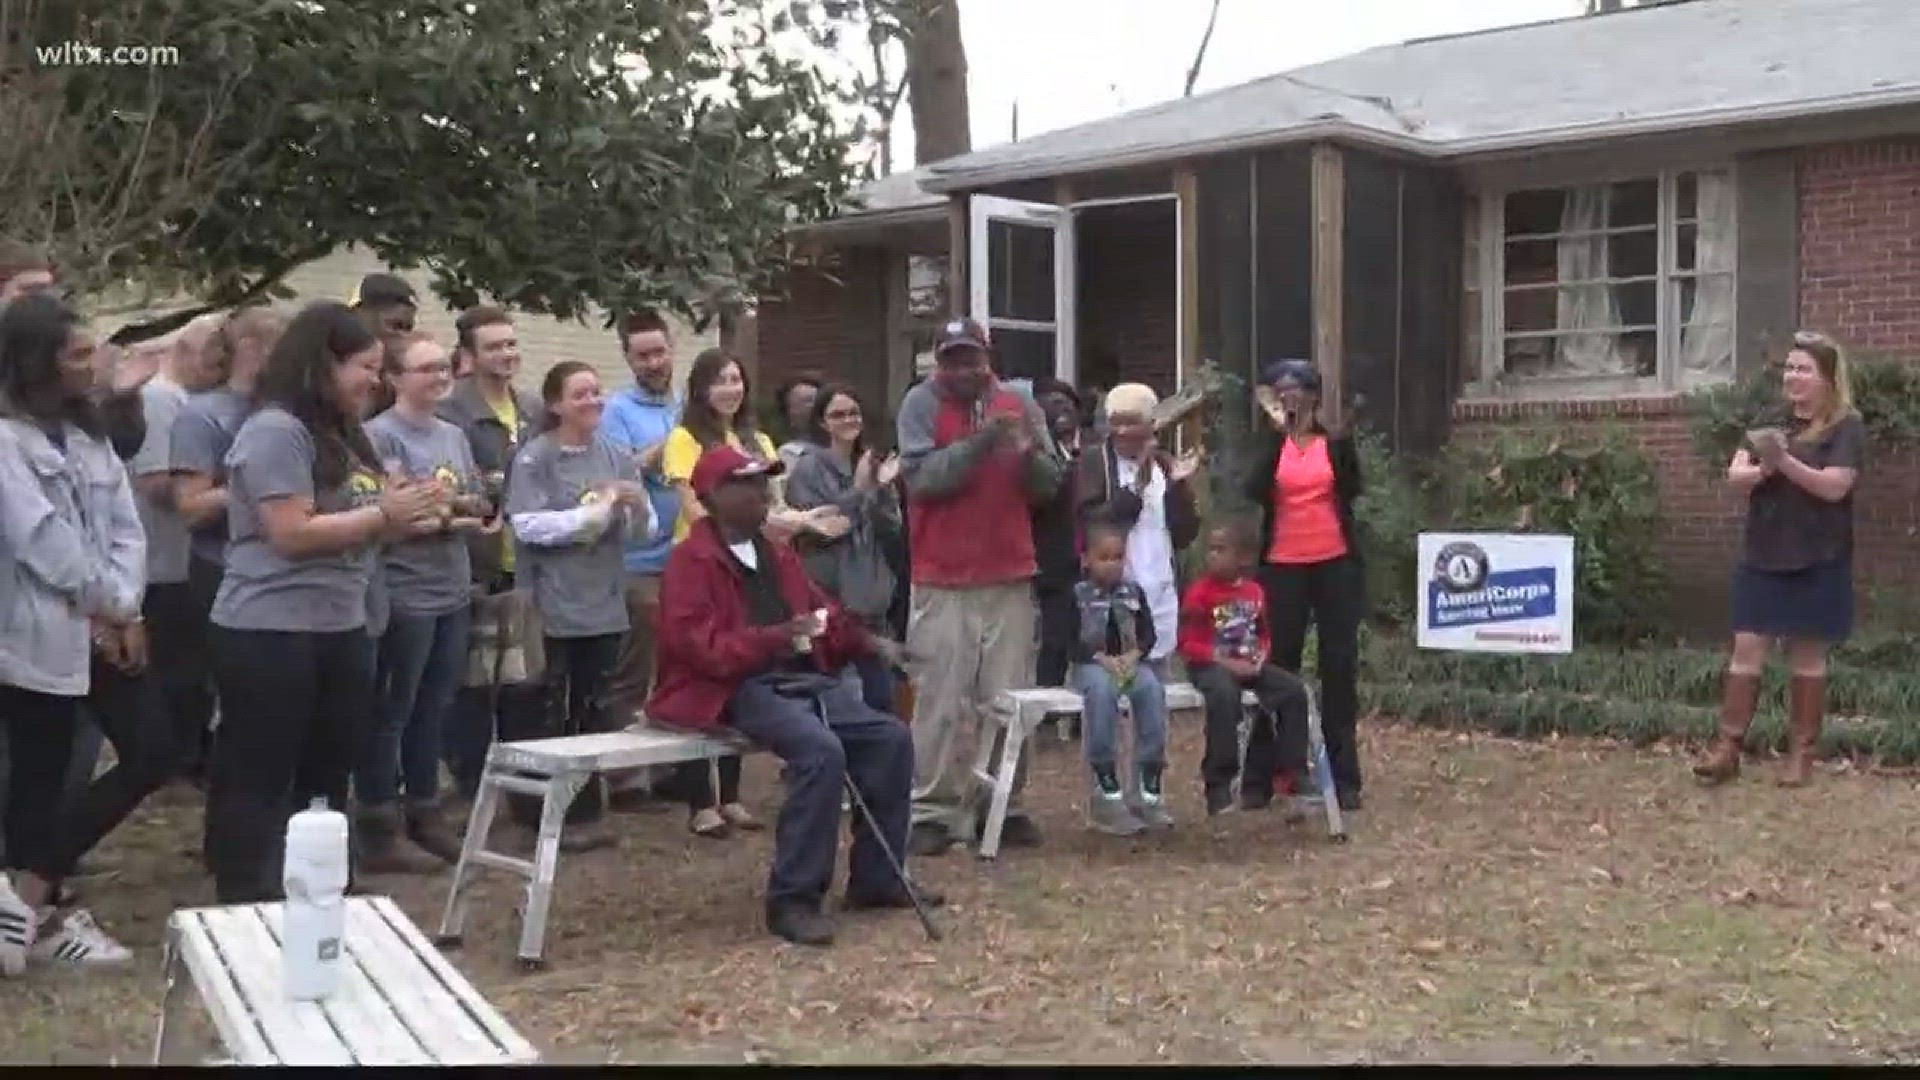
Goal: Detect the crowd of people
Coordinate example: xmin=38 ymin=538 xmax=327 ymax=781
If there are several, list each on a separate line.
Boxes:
xmin=0 ymin=235 xmax=1869 ymax=963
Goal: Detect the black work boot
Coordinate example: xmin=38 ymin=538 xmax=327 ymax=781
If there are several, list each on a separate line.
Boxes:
xmin=767 ymin=901 xmax=835 ymax=947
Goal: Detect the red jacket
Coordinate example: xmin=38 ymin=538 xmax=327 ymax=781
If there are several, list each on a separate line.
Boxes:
xmin=900 ymin=378 xmax=1053 ymax=588
xmin=646 ymin=518 xmax=872 ymax=730
xmin=1177 ymin=574 xmax=1272 ymax=668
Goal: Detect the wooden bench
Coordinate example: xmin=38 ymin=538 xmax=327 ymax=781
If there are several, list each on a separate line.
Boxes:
xmin=436 ymin=725 xmax=745 ymax=969
xmin=975 ymin=681 xmax=1348 ymax=858
xmin=153 ymin=896 xmax=538 ymax=1065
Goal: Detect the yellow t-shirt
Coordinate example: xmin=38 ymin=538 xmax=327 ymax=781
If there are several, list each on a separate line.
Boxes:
xmin=485 ymin=391 xmax=520 ymax=573
xmin=662 ymin=426 xmax=779 ymax=543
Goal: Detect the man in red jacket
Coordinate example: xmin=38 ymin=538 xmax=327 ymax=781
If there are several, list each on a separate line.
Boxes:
xmin=896 ymin=317 xmax=1066 ymax=856
xmin=648 ymin=445 xmax=939 ymax=947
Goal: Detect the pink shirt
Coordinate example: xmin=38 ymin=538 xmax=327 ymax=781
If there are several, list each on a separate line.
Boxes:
xmin=1266 ymin=436 xmax=1348 ymax=565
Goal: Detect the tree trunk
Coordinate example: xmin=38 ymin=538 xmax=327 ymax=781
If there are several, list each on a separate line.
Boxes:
xmin=903 ymin=0 xmax=970 ymax=165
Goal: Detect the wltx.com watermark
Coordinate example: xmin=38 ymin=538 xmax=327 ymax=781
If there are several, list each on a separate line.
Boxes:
xmin=35 ymin=41 xmax=182 ymax=67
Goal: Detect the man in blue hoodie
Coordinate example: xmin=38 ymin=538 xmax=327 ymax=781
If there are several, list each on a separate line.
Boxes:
xmin=601 ymin=309 xmax=683 ymax=719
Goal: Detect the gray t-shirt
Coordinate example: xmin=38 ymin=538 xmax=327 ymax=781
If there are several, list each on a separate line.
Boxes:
xmin=506 ymin=431 xmax=640 ymax=639
xmin=367 ymin=409 xmax=479 ymax=618
xmin=169 ymin=386 xmax=252 ymax=566
xmin=132 ymin=376 xmax=191 ymax=585
xmin=210 ymin=407 xmax=383 ymax=633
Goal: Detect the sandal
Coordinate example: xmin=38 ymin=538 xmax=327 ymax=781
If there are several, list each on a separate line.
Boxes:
xmin=689 ymin=808 xmax=730 ymax=839
xmin=719 ymin=803 xmax=765 ymax=831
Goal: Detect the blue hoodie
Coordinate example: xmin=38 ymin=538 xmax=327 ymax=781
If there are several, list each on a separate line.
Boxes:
xmin=601 ymin=383 xmax=681 ymax=575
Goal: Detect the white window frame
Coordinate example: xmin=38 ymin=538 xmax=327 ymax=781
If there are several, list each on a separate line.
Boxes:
xmin=1462 ymin=168 xmax=1737 ymax=400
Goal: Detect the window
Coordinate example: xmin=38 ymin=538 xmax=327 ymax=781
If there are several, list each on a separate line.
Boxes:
xmin=1463 ymin=169 xmax=1735 ymax=397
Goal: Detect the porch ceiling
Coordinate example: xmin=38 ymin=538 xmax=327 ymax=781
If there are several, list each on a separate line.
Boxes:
xmin=919 ymin=0 xmax=1920 ymax=192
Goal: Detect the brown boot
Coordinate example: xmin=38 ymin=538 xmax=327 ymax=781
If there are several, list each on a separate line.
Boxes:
xmin=1693 ymin=672 xmax=1761 ymax=783
xmin=355 ymin=804 xmax=438 ymax=874
xmin=404 ymin=801 xmax=463 ymax=865
xmin=1777 ymin=674 xmax=1826 ymax=788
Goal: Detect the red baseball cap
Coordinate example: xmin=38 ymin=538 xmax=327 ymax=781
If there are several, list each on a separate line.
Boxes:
xmin=689 ymin=444 xmax=784 ymax=498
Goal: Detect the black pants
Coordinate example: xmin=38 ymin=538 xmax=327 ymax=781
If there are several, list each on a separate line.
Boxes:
xmin=54 ymin=659 xmax=181 ymax=877
xmin=0 ymin=685 xmax=80 ymax=878
xmin=205 ymin=627 xmax=375 ymax=903
xmin=516 ymin=633 xmax=623 ymax=827
xmin=1262 ymin=555 xmax=1364 ymax=796
xmin=1034 ymin=581 xmax=1079 ymax=688
xmin=1190 ymin=661 xmax=1310 ymax=793
xmin=146 ymin=579 xmax=215 ymax=776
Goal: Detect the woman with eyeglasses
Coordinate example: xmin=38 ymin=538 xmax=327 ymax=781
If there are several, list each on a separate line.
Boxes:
xmin=357 ymin=333 xmax=497 ymax=872
xmin=1694 ymin=331 xmax=1865 ymax=788
xmin=785 ymin=384 xmax=903 ymax=712
xmin=1241 ymin=359 xmax=1366 ymax=813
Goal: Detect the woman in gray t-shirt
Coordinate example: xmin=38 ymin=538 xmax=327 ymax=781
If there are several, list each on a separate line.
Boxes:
xmin=202 ymin=302 xmax=442 ymax=903
xmin=506 ymin=361 xmax=653 ymax=829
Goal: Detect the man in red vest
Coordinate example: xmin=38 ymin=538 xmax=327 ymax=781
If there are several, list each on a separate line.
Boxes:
xmin=896 ymin=317 xmax=1066 ymax=856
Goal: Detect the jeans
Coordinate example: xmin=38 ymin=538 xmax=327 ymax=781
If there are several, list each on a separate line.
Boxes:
xmin=724 ymin=669 xmax=915 ymax=908
xmin=205 ymin=627 xmax=375 ymax=903
xmin=529 ymin=633 xmax=622 ymax=825
xmin=55 ymin=658 xmax=181 ymax=876
xmin=362 ymin=607 xmax=471 ymax=806
xmin=851 ymin=653 xmax=897 ymax=715
xmin=1263 ymin=555 xmax=1364 ymax=796
xmin=1071 ymin=660 xmax=1169 ymax=772
xmin=1190 ymin=660 xmax=1309 ymax=790
xmin=0 ymin=685 xmax=80 ymax=878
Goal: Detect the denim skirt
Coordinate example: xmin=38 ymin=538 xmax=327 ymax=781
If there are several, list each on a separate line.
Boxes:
xmin=1729 ymin=560 xmax=1853 ymax=643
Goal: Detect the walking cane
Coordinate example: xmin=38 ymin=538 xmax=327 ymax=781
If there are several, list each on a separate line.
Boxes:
xmin=803 ymin=692 xmax=943 ymax=942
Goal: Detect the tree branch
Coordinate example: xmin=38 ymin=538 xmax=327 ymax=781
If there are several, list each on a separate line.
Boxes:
xmin=1184 ymin=0 xmax=1223 ymax=97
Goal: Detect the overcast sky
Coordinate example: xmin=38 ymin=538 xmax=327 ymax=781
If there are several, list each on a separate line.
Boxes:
xmin=885 ymin=0 xmax=1586 ymax=168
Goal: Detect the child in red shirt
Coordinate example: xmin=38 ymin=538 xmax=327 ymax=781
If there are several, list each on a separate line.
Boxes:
xmin=1179 ymin=520 xmax=1311 ymax=816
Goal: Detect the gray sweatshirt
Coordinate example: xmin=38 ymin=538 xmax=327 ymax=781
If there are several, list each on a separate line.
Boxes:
xmin=0 ymin=416 xmax=146 ymax=696
xmin=505 ymin=431 xmax=649 ymax=639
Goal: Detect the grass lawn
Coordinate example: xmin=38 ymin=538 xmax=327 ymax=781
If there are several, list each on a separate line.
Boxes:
xmin=7 ymin=718 xmax=1920 ymax=1065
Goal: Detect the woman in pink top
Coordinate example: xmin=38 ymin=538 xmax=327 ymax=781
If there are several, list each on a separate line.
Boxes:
xmin=1239 ymin=360 xmax=1366 ymax=811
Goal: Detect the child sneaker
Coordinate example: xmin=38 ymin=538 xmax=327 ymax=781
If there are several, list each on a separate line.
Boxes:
xmin=32 ymin=909 xmax=133 ymax=969
xmin=1088 ymin=768 xmax=1146 ymax=836
xmin=0 ymin=878 xmax=33 ymax=977
xmin=1133 ymin=765 xmax=1174 ymax=830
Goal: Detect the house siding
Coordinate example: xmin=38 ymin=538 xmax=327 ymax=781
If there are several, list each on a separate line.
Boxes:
xmin=751 ymin=250 xmax=893 ymax=431
xmin=277 ymin=247 xmax=716 ymax=396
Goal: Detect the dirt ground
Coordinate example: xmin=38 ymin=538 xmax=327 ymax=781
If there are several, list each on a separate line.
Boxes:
xmin=7 ymin=718 xmax=1920 ymax=1065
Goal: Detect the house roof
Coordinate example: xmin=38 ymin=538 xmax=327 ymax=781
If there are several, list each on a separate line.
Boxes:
xmin=921 ymin=0 xmax=1920 ymax=192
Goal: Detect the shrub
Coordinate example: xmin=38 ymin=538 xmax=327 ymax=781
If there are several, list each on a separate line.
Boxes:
xmin=1425 ymin=429 xmax=1665 ymax=642
xmin=1350 ymin=427 xmax=1424 ymax=627
xmin=1684 ymin=352 xmax=1920 ymax=474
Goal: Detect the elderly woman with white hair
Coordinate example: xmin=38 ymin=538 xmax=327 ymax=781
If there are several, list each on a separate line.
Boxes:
xmin=1073 ymin=383 xmax=1202 ymax=673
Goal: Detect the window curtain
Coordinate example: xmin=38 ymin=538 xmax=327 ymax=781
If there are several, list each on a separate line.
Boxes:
xmin=1679 ymin=173 xmax=1737 ymax=385
xmin=1555 ymin=186 xmax=1627 ymax=375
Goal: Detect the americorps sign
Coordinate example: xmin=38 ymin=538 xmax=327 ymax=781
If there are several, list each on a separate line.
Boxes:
xmin=1416 ymin=532 xmax=1574 ymax=654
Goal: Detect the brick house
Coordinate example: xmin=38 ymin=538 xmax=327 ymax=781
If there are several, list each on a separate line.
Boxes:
xmin=756 ymin=0 xmax=1920 ymax=612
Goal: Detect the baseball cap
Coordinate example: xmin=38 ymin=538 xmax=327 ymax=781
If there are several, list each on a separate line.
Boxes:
xmin=689 ymin=444 xmax=785 ymax=498
xmin=352 ymin=272 xmax=416 ymax=308
xmin=933 ymin=316 xmax=991 ymax=357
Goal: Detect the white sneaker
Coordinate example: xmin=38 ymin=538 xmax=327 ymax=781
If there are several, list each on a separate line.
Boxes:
xmin=31 ymin=908 xmax=132 ymax=969
xmin=0 ymin=878 xmax=34 ymax=977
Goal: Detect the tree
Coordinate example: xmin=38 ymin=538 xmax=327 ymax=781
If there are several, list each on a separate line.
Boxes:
xmin=6 ymin=0 xmax=867 ymax=337
xmin=1184 ymin=0 xmax=1223 ymax=98
xmin=899 ymin=0 xmax=969 ymax=165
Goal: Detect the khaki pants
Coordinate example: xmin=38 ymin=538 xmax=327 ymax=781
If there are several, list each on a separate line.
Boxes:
xmin=605 ymin=574 xmax=662 ymax=719
xmin=908 ymin=580 xmax=1036 ymax=835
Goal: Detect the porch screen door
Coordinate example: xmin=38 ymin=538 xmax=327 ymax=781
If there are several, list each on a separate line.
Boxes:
xmin=968 ymin=195 xmax=1075 ymax=385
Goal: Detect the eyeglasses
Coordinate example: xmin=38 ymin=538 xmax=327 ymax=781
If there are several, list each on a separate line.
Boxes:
xmin=824 ymin=408 xmax=862 ymax=422
xmin=402 ymin=361 xmax=454 ymax=376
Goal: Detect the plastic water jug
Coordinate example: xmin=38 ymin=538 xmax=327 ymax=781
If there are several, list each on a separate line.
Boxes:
xmin=282 ymin=797 xmax=349 ymax=1001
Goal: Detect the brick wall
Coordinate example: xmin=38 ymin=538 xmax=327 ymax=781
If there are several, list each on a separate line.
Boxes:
xmin=1076 ymin=204 xmax=1179 ymax=394
xmin=753 ymin=250 xmax=892 ymax=423
xmin=1798 ymin=139 xmax=1920 ymax=355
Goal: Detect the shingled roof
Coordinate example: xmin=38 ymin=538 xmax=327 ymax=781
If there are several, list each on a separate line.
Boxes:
xmin=919 ymin=0 xmax=1920 ymax=191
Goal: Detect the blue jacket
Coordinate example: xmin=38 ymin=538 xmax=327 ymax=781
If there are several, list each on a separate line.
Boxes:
xmin=601 ymin=384 xmax=681 ymax=574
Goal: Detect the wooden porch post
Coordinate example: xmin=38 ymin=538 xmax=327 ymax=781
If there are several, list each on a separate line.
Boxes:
xmin=946 ymin=195 xmax=968 ymax=318
xmin=1310 ymin=143 xmax=1346 ymax=431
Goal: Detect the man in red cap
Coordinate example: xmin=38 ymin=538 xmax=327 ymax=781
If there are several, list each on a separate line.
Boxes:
xmin=895 ymin=316 xmax=1065 ymax=856
xmin=648 ymin=445 xmax=940 ymax=947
